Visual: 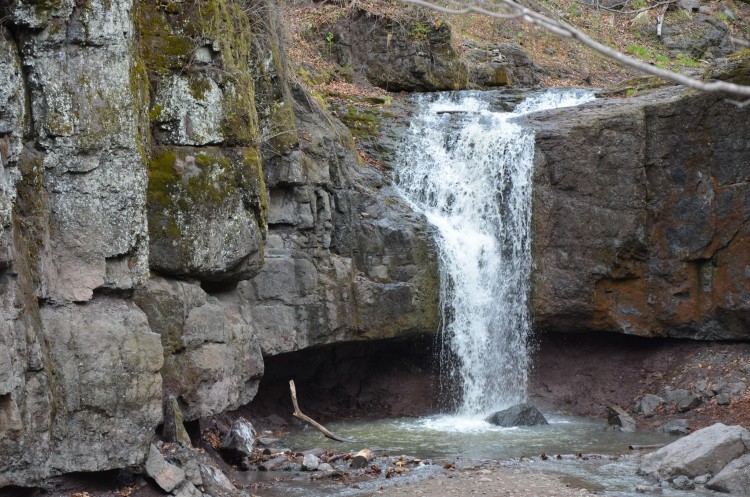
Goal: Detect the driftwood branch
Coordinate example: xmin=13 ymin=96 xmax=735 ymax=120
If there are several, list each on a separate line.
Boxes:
xmin=401 ymin=0 xmax=750 ymax=98
xmin=289 ymin=380 xmax=354 ymax=443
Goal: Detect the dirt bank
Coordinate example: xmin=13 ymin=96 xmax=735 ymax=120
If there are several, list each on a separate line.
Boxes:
xmin=531 ymin=332 xmax=750 ymax=431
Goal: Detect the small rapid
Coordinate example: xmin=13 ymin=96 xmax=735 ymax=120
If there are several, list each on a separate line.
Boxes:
xmin=394 ymin=89 xmax=595 ymax=416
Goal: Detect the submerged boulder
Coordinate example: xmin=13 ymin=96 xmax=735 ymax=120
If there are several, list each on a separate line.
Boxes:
xmin=485 ymin=403 xmax=548 ymax=427
xmin=639 ymin=423 xmax=750 ymax=479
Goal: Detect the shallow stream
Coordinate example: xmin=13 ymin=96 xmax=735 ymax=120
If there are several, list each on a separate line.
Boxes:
xmin=238 ymin=414 xmax=723 ymax=497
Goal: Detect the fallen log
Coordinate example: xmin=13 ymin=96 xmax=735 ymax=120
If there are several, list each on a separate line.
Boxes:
xmin=350 ymin=449 xmax=374 ymax=468
xmin=629 ymin=444 xmax=666 ymax=450
xmin=289 ymin=380 xmax=354 ymax=443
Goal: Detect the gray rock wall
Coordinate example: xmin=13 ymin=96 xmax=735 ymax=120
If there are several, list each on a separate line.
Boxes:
xmin=528 ymin=86 xmax=750 ymax=339
xmin=0 ymin=0 xmax=439 ymax=487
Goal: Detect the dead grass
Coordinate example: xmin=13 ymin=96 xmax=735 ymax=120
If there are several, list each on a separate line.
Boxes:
xmin=281 ymin=0 xmax=750 ymax=93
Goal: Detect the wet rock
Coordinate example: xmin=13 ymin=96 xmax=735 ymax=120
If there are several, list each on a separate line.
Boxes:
xmin=302 ymin=454 xmax=321 ymax=471
xmin=256 ymin=437 xmax=279 ymax=446
xmin=146 ymin=444 xmax=186 ymax=493
xmin=258 ymin=456 xmax=288 ymax=471
xmin=606 ymin=405 xmax=636 ymax=432
xmin=163 ymin=396 xmax=191 ymax=446
xmin=639 ymin=423 xmax=750 ymax=479
xmin=671 ymin=475 xmax=694 ymax=490
xmin=635 ymin=484 xmax=662 ymax=493
xmin=657 ymin=419 xmax=690 ymax=436
xmin=199 ymin=463 xmax=239 ymax=496
xmin=173 ymin=481 xmax=203 ymax=497
xmin=636 ymin=394 xmax=663 ymax=416
xmin=706 ymin=453 xmax=750 ymax=494
xmin=220 ymin=417 xmax=256 ymax=463
xmin=694 ymin=474 xmax=711 ymax=485
xmin=303 ymin=448 xmax=326 ymax=457
xmin=485 ymin=403 xmax=548 ymax=427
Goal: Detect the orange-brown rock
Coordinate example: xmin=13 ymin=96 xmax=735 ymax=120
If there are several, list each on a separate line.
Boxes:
xmin=527 ymin=86 xmax=750 ymax=339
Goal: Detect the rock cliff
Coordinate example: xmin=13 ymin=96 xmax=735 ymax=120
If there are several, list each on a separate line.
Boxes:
xmin=0 ymin=0 xmax=438 ymax=486
xmin=528 ymin=84 xmax=750 ymax=339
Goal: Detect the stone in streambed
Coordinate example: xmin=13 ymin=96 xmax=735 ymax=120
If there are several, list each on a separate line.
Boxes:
xmin=220 ymin=417 xmax=256 ymax=463
xmin=145 ymin=444 xmax=186 ymax=493
xmin=199 ymin=463 xmax=238 ymax=496
xmin=485 ymin=403 xmax=548 ymax=427
xmin=607 ymin=405 xmax=636 ymax=432
xmin=706 ymin=453 xmax=750 ymax=494
xmin=639 ymin=423 xmax=750 ymax=479
xmin=302 ymin=454 xmax=321 ymax=471
xmin=671 ymin=475 xmax=694 ymax=490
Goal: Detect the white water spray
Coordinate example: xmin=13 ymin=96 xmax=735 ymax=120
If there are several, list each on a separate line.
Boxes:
xmin=396 ymin=90 xmax=594 ymax=416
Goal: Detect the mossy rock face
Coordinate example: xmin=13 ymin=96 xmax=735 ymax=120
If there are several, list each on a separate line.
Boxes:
xmin=332 ymin=11 xmax=468 ymax=91
xmin=705 ymin=50 xmax=750 ymax=86
xmin=136 ymin=0 xmax=260 ymax=146
xmin=2 ymin=0 xmax=75 ymax=29
xmin=147 ymin=145 xmax=266 ymax=282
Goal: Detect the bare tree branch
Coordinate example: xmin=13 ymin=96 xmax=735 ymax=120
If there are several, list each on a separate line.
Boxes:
xmin=731 ymin=36 xmax=750 ymax=48
xmin=588 ymin=0 xmax=677 ymax=15
xmin=401 ymin=0 xmax=750 ymax=98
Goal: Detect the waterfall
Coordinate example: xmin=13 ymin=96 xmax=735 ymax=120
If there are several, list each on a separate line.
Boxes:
xmin=396 ymin=89 xmax=594 ymax=416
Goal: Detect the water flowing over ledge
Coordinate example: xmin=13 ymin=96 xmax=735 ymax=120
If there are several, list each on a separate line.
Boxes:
xmin=395 ymin=89 xmax=595 ymax=416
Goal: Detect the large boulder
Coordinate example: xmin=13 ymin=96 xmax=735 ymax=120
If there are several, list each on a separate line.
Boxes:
xmin=707 ymin=453 xmax=750 ymax=494
xmin=639 ymin=423 xmax=750 ymax=479
xmin=485 ymin=403 xmax=548 ymax=427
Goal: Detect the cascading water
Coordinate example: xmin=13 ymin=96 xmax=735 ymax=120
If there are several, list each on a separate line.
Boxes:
xmin=395 ymin=89 xmax=595 ymax=417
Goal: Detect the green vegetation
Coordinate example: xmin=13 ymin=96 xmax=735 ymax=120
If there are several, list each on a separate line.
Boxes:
xmin=408 ymin=22 xmax=432 ymax=41
xmin=675 ymin=53 xmax=702 ymax=68
xmin=626 ymin=44 xmax=649 ymax=59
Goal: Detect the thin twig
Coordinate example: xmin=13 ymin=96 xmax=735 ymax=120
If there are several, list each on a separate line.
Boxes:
xmin=289 ymin=380 xmax=355 ymax=443
xmin=588 ymin=0 xmax=677 ymax=15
